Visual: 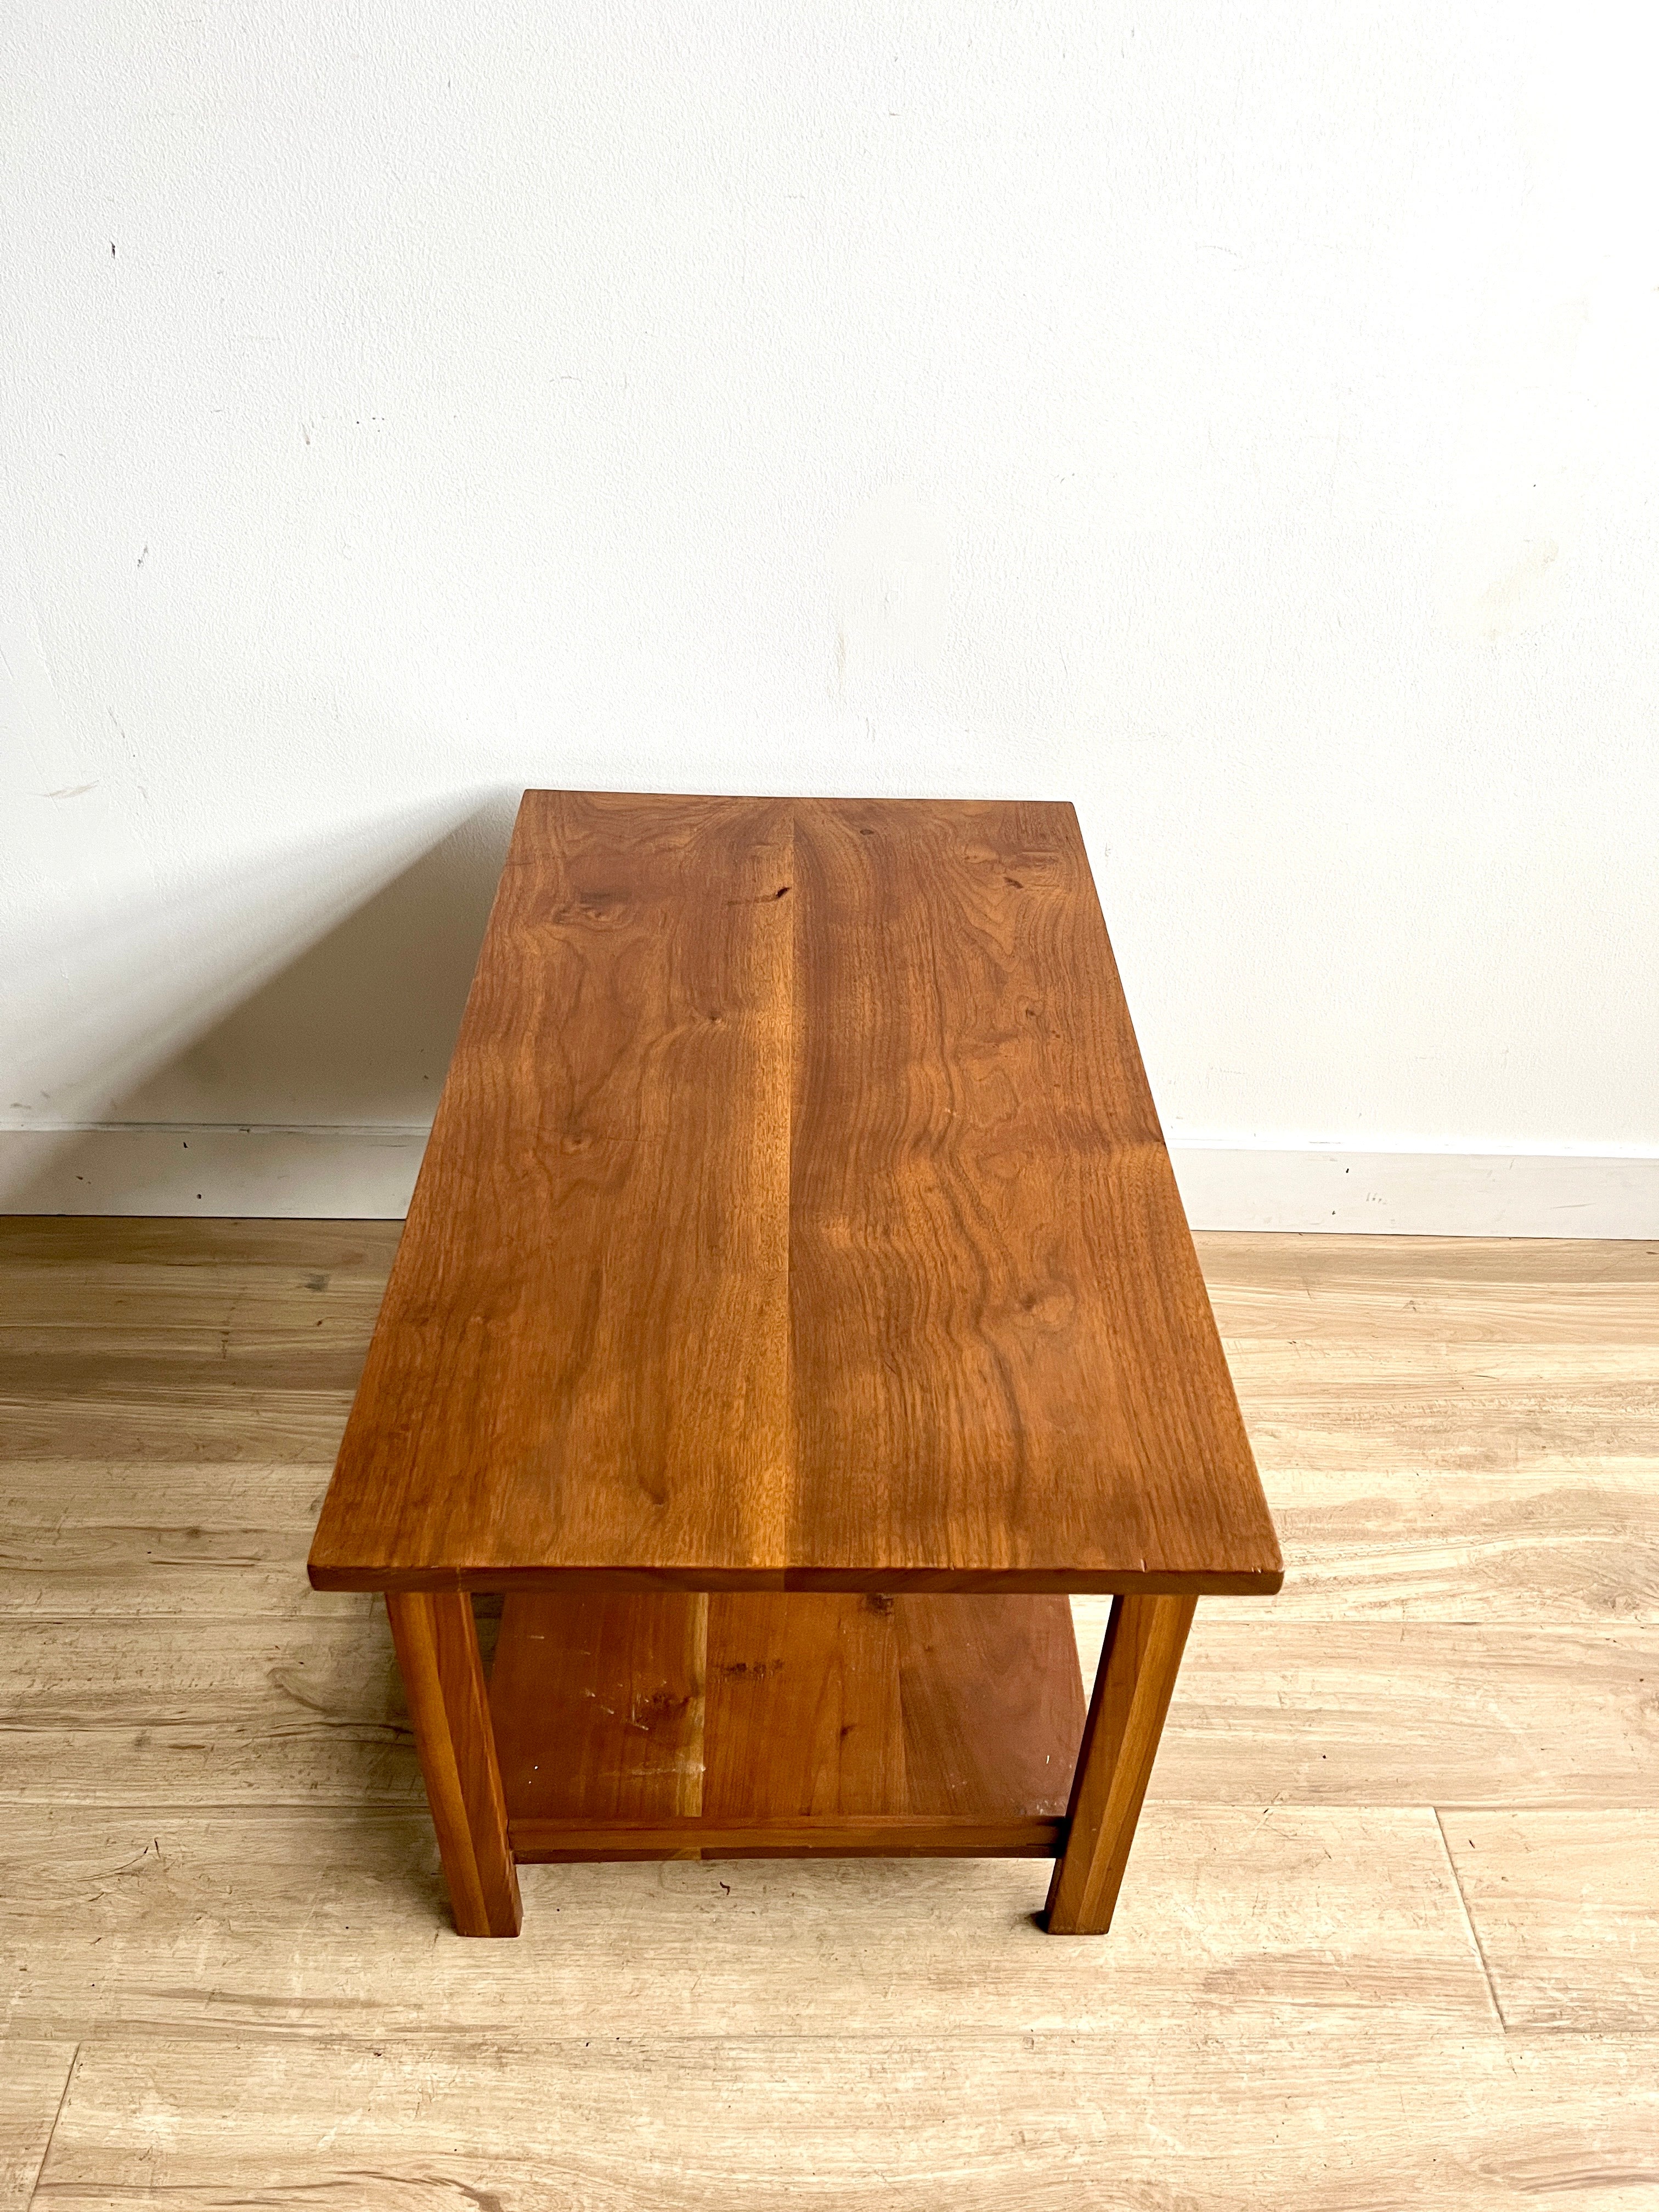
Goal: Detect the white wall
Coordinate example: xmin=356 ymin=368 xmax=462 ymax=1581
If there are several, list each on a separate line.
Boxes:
xmin=4 ymin=2 xmax=1657 ymax=1229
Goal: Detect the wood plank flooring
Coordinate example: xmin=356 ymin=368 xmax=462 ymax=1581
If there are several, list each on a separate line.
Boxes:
xmin=1 ymin=1220 xmax=1655 ymax=2205
xmin=0 ymin=2045 xmax=73 ymax=2211
xmin=1443 ymin=1809 xmax=1659 ymax=2031
xmin=0 ymin=1804 xmax=1493 ymax=2040
xmin=35 ymin=2030 xmax=1659 ymax=2211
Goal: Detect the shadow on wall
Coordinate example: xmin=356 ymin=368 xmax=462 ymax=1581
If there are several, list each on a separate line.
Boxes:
xmin=118 ymin=803 xmax=515 ymax=1127
xmin=1 ymin=787 xmax=521 ymax=1211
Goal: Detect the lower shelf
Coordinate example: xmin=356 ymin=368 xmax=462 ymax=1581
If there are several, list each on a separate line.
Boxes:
xmin=488 ymin=1590 xmax=1087 ymax=1862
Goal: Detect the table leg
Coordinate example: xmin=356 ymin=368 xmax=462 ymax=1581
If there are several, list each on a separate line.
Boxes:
xmin=386 ymin=1590 xmax=522 ymax=1937
xmin=1045 ymin=1593 xmax=1196 ymax=1935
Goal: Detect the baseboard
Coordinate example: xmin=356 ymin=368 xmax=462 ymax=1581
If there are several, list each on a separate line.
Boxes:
xmin=2 ymin=1125 xmax=1656 ymax=1237
xmin=0 ymin=1125 xmax=426 ymax=1218
xmin=1168 ymin=1142 xmax=1659 ymax=1238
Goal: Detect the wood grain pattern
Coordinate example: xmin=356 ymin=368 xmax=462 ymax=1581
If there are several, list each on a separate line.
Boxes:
xmin=0 ymin=1463 xmax=369 ymax=1618
xmin=313 ymin=794 xmax=794 ymax=1591
xmin=0 ymin=1804 xmax=1496 ymax=2041
xmin=0 ymin=2041 xmax=75 ymax=2210
xmin=1199 ymin=1229 xmax=1659 ymax=1341
xmin=1256 ymin=1466 xmax=1659 ymax=1622
xmin=14 ymin=1222 xmax=1654 ymax=1620
xmin=491 ymin=1592 xmax=1084 ymax=1858
xmin=35 ymin=2029 xmax=1659 ymax=2208
xmin=1443 ymin=1810 xmax=1659 ymax=2032
xmin=0 ymin=1805 xmax=1497 ymax=2039
xmin=3 ymin=1612 xmax=1654 ymax=1813
xmin=785 ymin=799 xmax=1274 ymax=1592
xmin=385 ymin=1592 xmax=520 ymax=1936
xmin=1207 ymin=1232 xmax=1659 ymax=1623
xmin=0 ymin=1615 xmax=422 ymax=1802
xmin=702 ymin=1594 xmax=1084 ymax=1825
xmin=0 ymin=1215 xmax=400 ymax=1333
xmin=308 ymin=793 xmax=1279 ymax=1595
xmin=1046 ymin=1593 xmax=1196 ymax=1932
xmin=510 ymin=1817 xmax=1063 ymax=1859
xmin=1083 ymin=1615 xmax=1659 ymax=1808
xmin=489 ymin=1590 xmax=710 ymax=1825
xmin=0 ymin=1217 xmax=396 ymax=1464
xmin=1210 ymin=1231 xmax=1659 ymax=1485
xmin=893 ymin=1594 xmax=1085 ymax=1819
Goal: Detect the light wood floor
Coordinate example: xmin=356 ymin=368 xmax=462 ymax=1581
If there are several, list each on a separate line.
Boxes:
xmin=1 ymin=1220 xmax=1656 ymax=2207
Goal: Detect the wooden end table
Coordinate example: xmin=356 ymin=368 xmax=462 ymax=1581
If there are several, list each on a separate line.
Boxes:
xmin=308 ymin=793 xmax=1280 ymax=1936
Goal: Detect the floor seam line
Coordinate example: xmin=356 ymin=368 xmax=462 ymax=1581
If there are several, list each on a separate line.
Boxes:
xmin=27 ymin=2040 xmax=81 ymax=2208
xmin=1433 ymin=1807 xmax=1506 ymax=2030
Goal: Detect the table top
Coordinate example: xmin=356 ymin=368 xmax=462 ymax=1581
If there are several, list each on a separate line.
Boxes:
xmin=308 ymin=791 xmax=1280 ymax=1596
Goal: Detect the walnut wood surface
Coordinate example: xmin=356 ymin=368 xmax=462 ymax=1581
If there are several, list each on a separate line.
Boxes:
xmin=308 ymin=793 xmax=1278 ymax=1595
xmin=385 ymin=1591 xmax=521 ymax=1936
xmin=490 ymin=1590 xmax=1084 ymax=1858
xmin=488 ymin=1589 xmax=710 ymax=1825
xmin=1046 ymin=1593 xmax=1197 ymax=1933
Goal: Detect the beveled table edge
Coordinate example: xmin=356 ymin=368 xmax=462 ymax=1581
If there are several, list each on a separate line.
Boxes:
xmin=308 ymin=1561 xmax=1284 ymax=1596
